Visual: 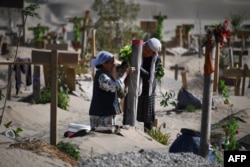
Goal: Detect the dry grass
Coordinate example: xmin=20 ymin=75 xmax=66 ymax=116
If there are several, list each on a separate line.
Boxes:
xmin=11 ymin=140 xmax=79 ymax=166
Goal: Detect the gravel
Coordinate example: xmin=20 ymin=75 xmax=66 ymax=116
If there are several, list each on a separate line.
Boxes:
xmin=78 ymin=149 xmax=222 ymax=167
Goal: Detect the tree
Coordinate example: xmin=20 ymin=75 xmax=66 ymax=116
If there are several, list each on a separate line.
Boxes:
xmin=18 ymin=3 xmax=41 ymax=44
xmin=91 ymin=0 xmax=142 ymax=53
xmin=230 ymin=12 xmax=246 ymax=40
xmin=0 ymin=3 xmax=41 ymax=45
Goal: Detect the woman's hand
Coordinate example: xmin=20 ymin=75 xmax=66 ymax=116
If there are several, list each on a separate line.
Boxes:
xmin=126 ymin=67 xmax=136 ymax=75
xmin=124 ymin=67 xmax=135 ymax=86
xmin=121 ymin=67 xmax=136 ymax=83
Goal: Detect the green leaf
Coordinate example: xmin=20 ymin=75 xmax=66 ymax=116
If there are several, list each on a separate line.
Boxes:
xmin=4 ymin=121 xmax=12 ymax=128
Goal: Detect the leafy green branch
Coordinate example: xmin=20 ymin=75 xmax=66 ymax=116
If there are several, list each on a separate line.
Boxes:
xmin=119 ymin=44 xmax=132 ymax=66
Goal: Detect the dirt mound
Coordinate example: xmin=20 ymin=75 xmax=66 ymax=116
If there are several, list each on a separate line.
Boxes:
xmin=11 ymin=139 xmax=78 ymax=166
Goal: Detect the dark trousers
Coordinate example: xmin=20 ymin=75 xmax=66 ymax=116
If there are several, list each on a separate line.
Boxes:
xmin=13 ymin=58 xmax=32 ymax=95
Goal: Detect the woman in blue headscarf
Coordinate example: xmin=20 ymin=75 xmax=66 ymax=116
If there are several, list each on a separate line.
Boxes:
xmin=137 ymin=38 xmax=162 ymax=131
xmin=89 ymin=51 xmax=135 ymax=130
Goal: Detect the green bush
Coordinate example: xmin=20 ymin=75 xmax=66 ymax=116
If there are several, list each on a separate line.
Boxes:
xmin=186 ymin=105 xmax=201 ymax=112
xmin=35 ymin=86 xmax=69 ymax=110
xmin=146 ymin=128 xmax=171 ymax=146
xmin=35 ymin=68 xmax=70 ymax=110
xmin=56 ymin=141 xmax=81 ymax=161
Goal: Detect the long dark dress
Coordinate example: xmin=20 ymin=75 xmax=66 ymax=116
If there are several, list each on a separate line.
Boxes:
xmin=137 ymin=56 xmax=161 ymax=129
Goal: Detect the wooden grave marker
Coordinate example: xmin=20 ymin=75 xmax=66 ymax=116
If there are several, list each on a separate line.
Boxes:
xmin=45 ymin=43 xmax=68 ymax=50
xmin=140 ymin=21 xmax=157 ymax=33
xmin=222 ymin=64 xmax=250 ymax=96
xmin=32 ymin=49 xmax=78 ymax=145
xmin=182 ymin=24 xmax=194 ymax=49
xmin=43 ymin=43 xmax=76 ymax=92
xmin=237 ymin=30 xmax=250 ymax=49
xmin=170 ymin=64 xmax=185 ymax=80
xmin=233 ymin=49 xmax=248 ymax=68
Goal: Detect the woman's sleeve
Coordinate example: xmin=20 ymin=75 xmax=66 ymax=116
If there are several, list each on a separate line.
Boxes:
xmin=98 ymin=73 xmax=125 ymax=93
xmin=140 ymin=67 xmax=150 ymax=80
xmin=155 ymin=56 xmax=162 ymax=75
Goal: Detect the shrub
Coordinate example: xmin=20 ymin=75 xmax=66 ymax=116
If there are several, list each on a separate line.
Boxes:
xmin=35 ymin=68 xmax=70 ymax=110
xmin=186 ymin=105 xmax=200 ymax=112
xmin=219 ymin=80 xmax=239 ymax=151
xmin=145 ymin=126 xmax=171 ymax=146
xmin=35 ymin=86 xmax=69 ymax=110
xmin=56 ymin=141 xmax=81 ymax=161
xmin=160 ymin=90 xmax=177 ymax=108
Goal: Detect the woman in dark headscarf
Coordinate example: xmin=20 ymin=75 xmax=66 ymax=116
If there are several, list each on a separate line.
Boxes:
xmin=137 ymin=38 xmax=162 ymax=131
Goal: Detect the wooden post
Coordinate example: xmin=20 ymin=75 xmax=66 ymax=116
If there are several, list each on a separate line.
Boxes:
xmin=228 ymin=47 xmax=234 ymax=69
xmin=0 ymin=35 xmax=3 ymax=52
xmin=16 ymin=18 xmax=25 ymax=45
xmin=235 ymin=77 xmax=241 ymax=96
xmin=181 ymin=71 xmax=188 ymax=89
xmin=80 ymin=10 xmax=90 ymax=60
xmin=32 ymin=65 xmax=40 ymax=101
xmin=213 ymin=43 xmax=220 ymax=93
xmin=199 ymin=38 xmax=215 ymax=159
xmin=91 ymin=29 xmax=96 ymax=78
xmin=91 ymin=29 xmax=96 ymax=58
xmin=242 ymin=64 xmax=249 ymax=96
xmin=50 ymin=50 xmax=58 ymax=145
xmin=170 ymin=64 xmax=185 ymax=80
xmin=153 ymin=118 xmax=158 ymax=127
xmin=123 ymin=40 xmax=143 ymax=126
xmin=162 ymin=43 xmax=166 ymax=68
xmin=176 ymin=26 xmax=183 ymax=47
xmin=200 ymin=74 xmax=213 ymax=158
xmin=6 ymin=64 xmax=12 ymax=100
xmin=32 ymin=49 xmax=78 ymax=145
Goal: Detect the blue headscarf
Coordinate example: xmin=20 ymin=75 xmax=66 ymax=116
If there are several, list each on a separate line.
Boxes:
xmin=92 ymin=51 xmax=114 ymax=67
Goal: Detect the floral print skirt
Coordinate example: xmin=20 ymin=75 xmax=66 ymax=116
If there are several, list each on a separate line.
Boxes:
xmin=90 ymin=115 xmax=116 ymax=130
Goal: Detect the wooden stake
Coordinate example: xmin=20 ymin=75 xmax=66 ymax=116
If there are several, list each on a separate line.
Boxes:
xmin=123 ymin=40 xmax=143 ymax=126
xmin=162 ymin=43 xmax=166 ymax=68
xmin=50 ymin=49 xmax=58 ymax=145
xmin=32 ymin=65 xmax=40 ymax=101
xmin=80 ymin=10 xmax=90 ymax=60
xmin=199 ymin=33 xmax=215 ymax=158
xmin=228 ymin=47 xmax=234 ymax=68
xmin=213 ymin=43 xmax=220 ymax=93
xmin=181 ymin=71 xmax=188 ymax=89
xmin=91 ymin=29 xmax=96 ymax=78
